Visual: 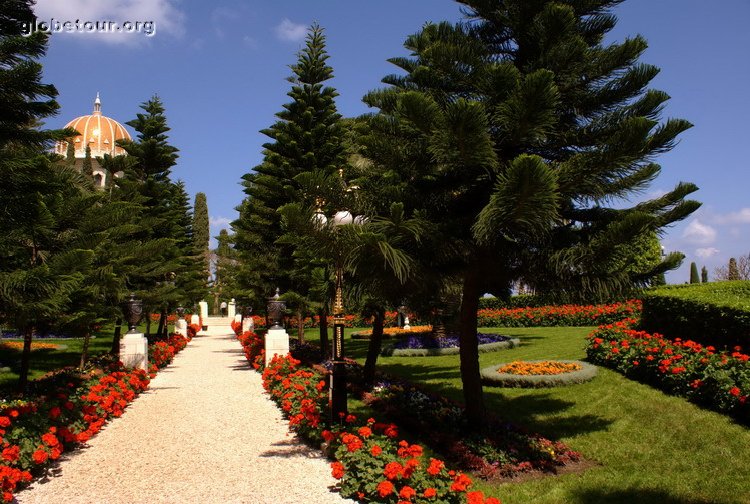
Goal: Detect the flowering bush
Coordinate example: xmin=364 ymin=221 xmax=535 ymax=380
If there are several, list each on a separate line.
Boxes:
xmin=393 ymin=333 xmax=512 ymax=350
xmin=477 ymin=300 xmax=641 ymax=327
xmin=0 ymin=341 xmax=60 ymax=351
xmin=0 ymin=332 xmax=191 ymax=502
xmin=586 ymin=319 xmax=750 ymax=420
xmin=352 ymin=326 xmax=433 ymax=339
xmin=497 ymin=361 xmax=582 ymax=376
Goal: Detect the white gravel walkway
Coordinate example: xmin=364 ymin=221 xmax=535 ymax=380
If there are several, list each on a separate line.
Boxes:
xmin=17 ymin=319 xmax=353 ymax=504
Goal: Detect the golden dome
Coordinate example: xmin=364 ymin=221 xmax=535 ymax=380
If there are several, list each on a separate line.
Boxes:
xmin=55 ymin=93 xmax=132 ymax=158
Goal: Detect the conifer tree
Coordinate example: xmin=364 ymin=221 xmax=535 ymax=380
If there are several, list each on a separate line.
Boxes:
xmin=82 ymin=145 xmax=92 ymax=175
xmin=360 ymin=0 xmax=700 ymax=428
xmin=65 ymin=140 xmax=76 ymax=167
xmin=701 ymin=266 xmax=708 ymax=283
xmin=0 ymin=0 xmax=86 ymax=391
xmin=193 ymin=192 xmax=210 ymax=284
xmin=233 ymin=23 xmax=345 ymax=308
xmin=728 ymin=257 xmax=739 ymax=280
xmin=690 ymin=262 xmax=699 ymax=283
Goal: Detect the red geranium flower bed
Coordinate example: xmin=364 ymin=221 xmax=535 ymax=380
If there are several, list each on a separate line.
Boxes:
xmin=0 ymin=333 xmax=191 ymax=502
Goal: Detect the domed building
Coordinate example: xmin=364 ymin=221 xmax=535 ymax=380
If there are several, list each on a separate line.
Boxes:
xmin=55 ymin=93 xmax=132 ymax=188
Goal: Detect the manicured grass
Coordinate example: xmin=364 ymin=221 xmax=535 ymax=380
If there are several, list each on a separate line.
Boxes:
xmin=303 ymin=326 xmax=750 ymax=504
xmin=0 ymin=322 xmax=153 ymax=392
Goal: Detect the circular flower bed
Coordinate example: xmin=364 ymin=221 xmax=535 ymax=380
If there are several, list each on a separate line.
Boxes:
xmin=382 ymin=333 xmax=519 ymax=357
xmin=481 ymin=359 xmax=597 ymax=388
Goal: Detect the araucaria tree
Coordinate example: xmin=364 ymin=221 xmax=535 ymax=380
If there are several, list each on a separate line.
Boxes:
xmin=360 ymin=0 xmax=700 ymax=429
xmin=232 ymin=23 xmax=345 ymax=308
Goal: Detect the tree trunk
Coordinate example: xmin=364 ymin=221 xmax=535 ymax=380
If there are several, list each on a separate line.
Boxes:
xmin=431 ymin=308 xmax=448 ymax=338
xmin=297 ymin=309 xmax=305 ymax=343
xmin=111 ymin=317 xmax=122 ymax=357
xmin=80 ymin=331 xmax=91 ymax=369
xmin=162 ymin=309 xmax=170 ymax=339
xmin=157 ymin=310 xmax=166 ymax=340
xmin=319 ymin=307 xmax=329 ymax=360
xmin=146 ymin=315 xmax=152 ymax=341
xmin=363 ymin=307 xmax=385 ymax=389
xmin=458 ymin=267 xmax=486 ymax=431
xmin=18 ymin=326 xmax=33 ymax=394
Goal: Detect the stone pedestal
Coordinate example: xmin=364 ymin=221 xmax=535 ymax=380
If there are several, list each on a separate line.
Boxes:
xmin=174 ymin=319 xmax=188 ymax=337
xmin=199 ymin=301 xmax=208 ymax=329
xmin=228 ymin=298 xmax=236 ymax=319
xmin=234 ymin=313 xmax=242 ymax=324
xmin=120 ymin=332 xmax=148 ymax=371
xmin=264 ymin=328 xmax=289 ymax=366
xmin=190 ymin=314 xmax=200 ymax=326
xmin=242 ymin=316 xmax=254 ymax=333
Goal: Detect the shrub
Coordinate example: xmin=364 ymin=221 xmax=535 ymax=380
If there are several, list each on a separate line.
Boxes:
xmin=586 ymin=319 xmax=750 ymax=421
xmin=382 ymin=336 xmax=520 ymax=357
xmin=641 ymin=281 xmax=750 ymax=348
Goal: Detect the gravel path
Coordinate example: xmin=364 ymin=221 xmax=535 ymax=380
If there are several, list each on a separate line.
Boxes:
xmin=17 ymin=319 xmax=353 ymax=504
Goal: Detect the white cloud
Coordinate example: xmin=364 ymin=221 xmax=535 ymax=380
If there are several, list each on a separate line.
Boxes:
xmin=682 ymin=219 xmax=717 ymax=245
xmin=695 ymin=247 xmax=720 ymax=259
xmin=33 ymin=0 xmax=185 ymax=45
xmin=275 ymin=18 xmax=307 ymax=42
xmin=711 ymin=208 xmax=750 ymax=225
xmin=209 ymin=216 xmax=231 ymax=229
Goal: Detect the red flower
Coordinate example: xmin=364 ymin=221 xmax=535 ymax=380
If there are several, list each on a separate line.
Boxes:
xmin=48 ymin=406 xmax=61 ymax=419
xmin=729 ymin=387 xmax=741 ymax=397
xmin=486 ymin=498 xmax=502 ymax=504
xmin=384 ymin=461 xmax=404 ymax=480
xmin=358 ymin=426 xmax=372 ymax=438
xmin=42 ymin=433 xmax=59 ymax=447
xmin=32 ymin=449 xmax=48 ymax=464
xmin=0 ymin=417 xmax=10 ymax=427
xmin=467 ymin=491 xmax=486 ymax=504
xmin=424 ymin=488 xmax=437 ymax=498
xmin=1 ymin=445 xmax=20 ymax=462
xmin=371 ymin=445 xmax=383 ymax=457
xmin=450 ymin=473 xmax=472 ymax=492
xmin=427 ymin=458 xmax=444 ymax=476
xmin=330 ymin=461 xmax=345 ymax=479
xmin=399 ymin=486 xmax=417 ymax=500
xmin=377 ymin=480 xmax=394 ymax=497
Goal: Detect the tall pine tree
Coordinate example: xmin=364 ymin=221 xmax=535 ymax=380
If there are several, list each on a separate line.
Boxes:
xmin=233 ymin=23 xmax=345 ymax=308
xmin=193 ymin=192 xmax=210 ymax=285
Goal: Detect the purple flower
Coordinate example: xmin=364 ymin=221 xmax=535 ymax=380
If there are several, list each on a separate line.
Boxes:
xmin=393 ymin=332 xmax=510 ymax=350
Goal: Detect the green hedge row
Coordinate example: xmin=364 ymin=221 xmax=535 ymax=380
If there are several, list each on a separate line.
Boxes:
xmin=640 ymin=281 xmax=750 ymax=349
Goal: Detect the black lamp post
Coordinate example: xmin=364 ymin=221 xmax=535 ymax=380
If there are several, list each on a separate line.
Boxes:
xmin=124 ymin=293 xmax=143 ymax=334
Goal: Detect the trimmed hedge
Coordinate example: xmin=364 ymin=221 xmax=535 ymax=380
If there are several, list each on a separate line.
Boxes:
xmin=381 ymin=338 xmax=520 ymax=357
xmin=480 ymin=360 xmax=597 ymax=388
xmin=641 ymin=281 xmax=750 ymax=349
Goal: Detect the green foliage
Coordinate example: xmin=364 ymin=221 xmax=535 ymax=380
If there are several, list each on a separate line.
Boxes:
xmin=689 ymin=262 xmax=699 ymax=283
xmin=641 ymin=281 xmax=750 ymax=348
xmin=81 ymin=145 xmax=92 ymax=176
xmin=65 ymin=141 xmax=75 ymax=167
xmin=728 ymin=257 xmax=740 ymax=280
xmin=233 ymin=23 xmax=345 ymax=307
xmin=701 ymin=265 xmax=708 ymax=283
xmin=192 ymin=192 xmax=210 ymax=283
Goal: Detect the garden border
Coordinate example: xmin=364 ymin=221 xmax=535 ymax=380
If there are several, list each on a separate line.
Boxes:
xmin=480 ymin=359 xmax=597 ymax=388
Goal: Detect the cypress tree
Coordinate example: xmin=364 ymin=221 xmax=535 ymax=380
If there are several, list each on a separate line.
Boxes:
xmin=233 ymin=23 xmax=345 ymax=307
xmin=193 ymin=192 xmax=210 ymax=284
xmin=701 ymin=265 xmax=708 ymax=283
xmin=690 ymin=262 xmax=699 ymax=283
xmin=728 ymin=257 xmax=739 ymax=280
xmin=361 ymin=0 xmax=700 ymax=428
xmin=82 ymin=145 xmax=92 ymax=175
xmin=65 ymin=140 xmax=76 ymax=166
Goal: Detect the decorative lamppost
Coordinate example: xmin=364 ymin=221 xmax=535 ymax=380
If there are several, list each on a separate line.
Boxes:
xmin=313 ymin=190 xmax=366 ymax=425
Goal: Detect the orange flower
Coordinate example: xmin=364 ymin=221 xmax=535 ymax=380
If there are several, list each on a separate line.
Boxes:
xmin=450 ymin=473 xmax=472 ymax=492
xmin=427 ymin=458 xmax=444 ymax=476
xmin=32 ymin=449 xmax=48 ymax=464
xmin=371 ymin=445 xmax=383 ymax=457
xmin=424 ymin=488 xmax=437 ymax=498
xmin=384 ymin=461 xmax=404 ymax=480
xmin=358 ymin=426 xmax=372 ymax=438
xmin=497 ymin=360 xmax=582 ymax=376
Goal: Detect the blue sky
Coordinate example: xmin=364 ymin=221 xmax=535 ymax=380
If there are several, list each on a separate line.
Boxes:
xmin=35 ymin=0 xmax=750 ymax=284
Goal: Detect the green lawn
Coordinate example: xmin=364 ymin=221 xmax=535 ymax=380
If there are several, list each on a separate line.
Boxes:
xmin=0 ymin=322 xmax=153 ymax=392
xmin=303 ymin=326 xmax=750 ymax=504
